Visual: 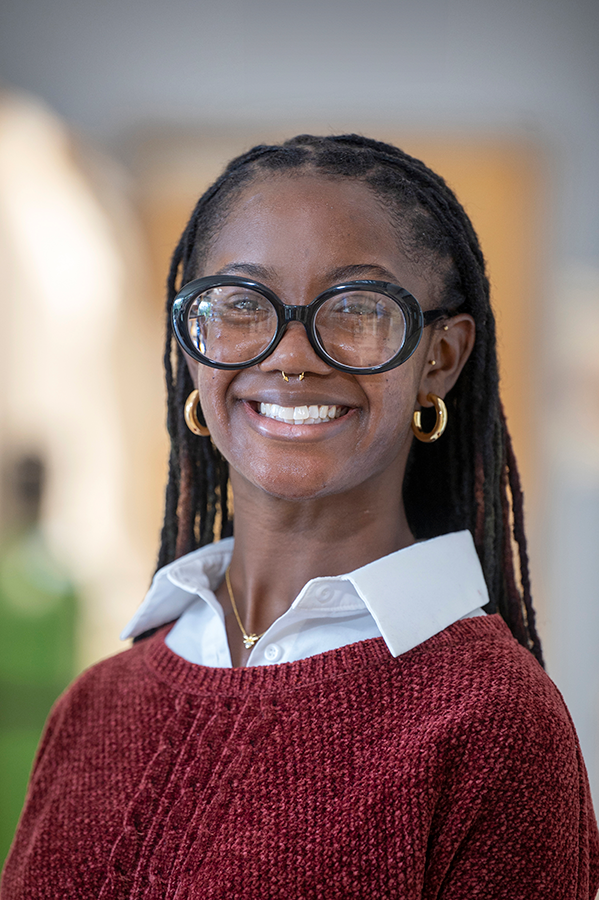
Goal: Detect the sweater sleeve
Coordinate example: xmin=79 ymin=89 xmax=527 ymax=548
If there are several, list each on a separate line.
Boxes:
xmin=425 ymin=668 xmax=599 ymax=900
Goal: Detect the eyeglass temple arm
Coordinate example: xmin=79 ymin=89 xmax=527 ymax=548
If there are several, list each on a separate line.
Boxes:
xmin=423 ymin=308 xmax=452 ymax=326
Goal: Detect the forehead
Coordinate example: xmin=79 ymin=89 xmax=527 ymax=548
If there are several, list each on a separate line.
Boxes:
xmin=207 ymin=174 xmax=394 ymax=257
xmin=200 ymin=174 xmax=437 ymax=299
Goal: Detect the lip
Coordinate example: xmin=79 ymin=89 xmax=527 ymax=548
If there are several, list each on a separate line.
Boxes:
xmin=240 ymin=400 xmax=359 ymax=441
xmin=239 ymin=389 xmax=358 ymax=408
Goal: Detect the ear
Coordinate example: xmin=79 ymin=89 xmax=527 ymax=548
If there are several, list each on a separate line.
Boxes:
xmin=416 ymin=314 xmax=476 ymax=406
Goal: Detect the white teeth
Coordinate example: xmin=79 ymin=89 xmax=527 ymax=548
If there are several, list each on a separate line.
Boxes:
xmin=259 ymin=402 xmax=347 ymax=424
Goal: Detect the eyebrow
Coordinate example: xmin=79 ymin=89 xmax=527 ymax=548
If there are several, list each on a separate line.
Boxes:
xmin=326 ymin=264 xmax=400 ymax=283
xmin=213 ymin=262 xmax=278 ymax=280
xmin=212 ymin=262 xmax=401 ymax=284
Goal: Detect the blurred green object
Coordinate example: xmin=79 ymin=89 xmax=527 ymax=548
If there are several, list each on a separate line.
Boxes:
xmin=0 ymin=456 xmax=77 ymax=866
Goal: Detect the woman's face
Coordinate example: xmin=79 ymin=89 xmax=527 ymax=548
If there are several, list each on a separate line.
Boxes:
xmin=190 ymin=174 xmax=446 ymax=504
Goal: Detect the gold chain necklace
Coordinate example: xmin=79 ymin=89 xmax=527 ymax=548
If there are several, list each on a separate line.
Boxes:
xmin=225 ymin=566 xmax=266 ymax=650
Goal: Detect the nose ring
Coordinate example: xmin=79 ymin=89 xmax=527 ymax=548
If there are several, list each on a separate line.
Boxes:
xmin=281 ymin=372 xmax=305 ymax=382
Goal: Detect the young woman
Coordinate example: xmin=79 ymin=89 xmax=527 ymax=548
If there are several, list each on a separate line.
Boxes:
xmin=3 ymin=135 xmax=598 ymax=898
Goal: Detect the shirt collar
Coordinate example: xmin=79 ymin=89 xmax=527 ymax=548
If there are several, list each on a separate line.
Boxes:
xmin=121 ymin=538 xmax=234 ymax=641
xmin=341 ymin=530 xmax=488 ymax=656
xmin=121 ymin=531 xmax=488 ymax=658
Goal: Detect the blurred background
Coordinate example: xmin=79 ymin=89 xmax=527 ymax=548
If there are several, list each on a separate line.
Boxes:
xmin=0 ymin=0 xmax=598 ymax=863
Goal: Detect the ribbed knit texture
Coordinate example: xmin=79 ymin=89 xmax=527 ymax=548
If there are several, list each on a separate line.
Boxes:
xmin=2 ymin=615 xmax=598 ymax=899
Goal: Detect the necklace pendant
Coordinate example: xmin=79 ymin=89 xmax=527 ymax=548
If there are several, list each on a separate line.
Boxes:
xmin=243 ymin=634 xmax=260 ymax=650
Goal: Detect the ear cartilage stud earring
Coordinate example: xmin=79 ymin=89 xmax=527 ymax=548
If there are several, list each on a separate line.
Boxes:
xmin=428 ymin=360 xmax=437 ymax=366
xmin=443 ymin=325 xmax=449 ymax=331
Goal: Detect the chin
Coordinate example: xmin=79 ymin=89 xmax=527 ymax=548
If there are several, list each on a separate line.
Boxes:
xmin=243 ymin=461 xmax=340 ymax=502
xmin=254 ymin=478 xmax=335 ymax=503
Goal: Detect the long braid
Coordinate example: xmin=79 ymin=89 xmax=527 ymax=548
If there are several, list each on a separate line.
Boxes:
xmin=502 ymin=405 xmax=543 ymax=664
xmin=155 ymin=133 xmax=544 ymax=664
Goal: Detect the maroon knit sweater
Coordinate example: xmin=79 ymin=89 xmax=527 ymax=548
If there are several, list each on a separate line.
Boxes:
xmin=2 ymin=615 xmax=598 ymax=899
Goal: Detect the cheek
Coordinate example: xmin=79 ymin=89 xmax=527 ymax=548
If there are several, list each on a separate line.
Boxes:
xmin=197 ymin=368 xmax=256 ymax=470
xmin=361 ymin=369 xmax=420 ymax=448
xmin=197 ymin=369 xmax=232 ymax=435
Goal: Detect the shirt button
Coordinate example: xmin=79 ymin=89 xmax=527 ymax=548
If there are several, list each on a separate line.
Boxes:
xmin=315 ymin=585 xmax=333 ymax=602
xmin=264 ymin=644 xmax=281 ymax=662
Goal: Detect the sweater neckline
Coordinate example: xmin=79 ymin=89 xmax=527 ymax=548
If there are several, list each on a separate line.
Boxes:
xmin=142 ymin=614 xmax=510 ymax=696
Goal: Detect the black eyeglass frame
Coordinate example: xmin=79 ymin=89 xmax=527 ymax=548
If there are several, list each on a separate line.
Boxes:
xmin=172 ymin=276 xmax=450 ymax=375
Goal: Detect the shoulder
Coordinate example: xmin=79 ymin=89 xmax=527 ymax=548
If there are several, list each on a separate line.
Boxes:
xmin=387 ymin=617 xmax=599 ymax=896
xmin=60 ymin=628 xmax=162 ymax=703
xmin=388 ymin=614 xmax=575 ymax=756
xmin=404 ymin=613 xmax=560 ymax=697
xmin=35 ymin=628 xmax=171 ymax=764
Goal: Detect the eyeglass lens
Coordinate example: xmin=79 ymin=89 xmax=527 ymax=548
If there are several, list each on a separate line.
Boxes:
xmin=186 ymin=286 xmax=408 ymax=369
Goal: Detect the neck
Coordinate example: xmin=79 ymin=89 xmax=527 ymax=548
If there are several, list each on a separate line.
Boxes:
xmin=222 ymin=466 xmax=414 ymax=641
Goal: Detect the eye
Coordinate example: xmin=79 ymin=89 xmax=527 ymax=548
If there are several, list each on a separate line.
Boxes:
xmin=225 ymin=294 xmax=265 ymax=312
xmin=329 ymin=293 xmax=391 ymax=318
xmin=195 ymin=290 xmax=270 ymax=317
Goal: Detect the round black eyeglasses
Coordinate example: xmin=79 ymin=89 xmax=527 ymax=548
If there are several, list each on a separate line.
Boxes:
xmin=172 ymin=276 xmax=450 ymax=375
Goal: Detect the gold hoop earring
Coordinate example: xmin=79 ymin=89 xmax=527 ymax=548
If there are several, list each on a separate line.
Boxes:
xmin=184 ymin=390 xmax=210 ymax=437
xmin=411 ymin=393 xmax=447 ymax=443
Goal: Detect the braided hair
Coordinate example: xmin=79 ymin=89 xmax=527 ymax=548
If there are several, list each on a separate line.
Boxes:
xmin=156 ymin=134 xmax=543 ymax=665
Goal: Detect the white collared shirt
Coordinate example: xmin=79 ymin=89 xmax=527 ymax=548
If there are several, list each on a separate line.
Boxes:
xmin=121 ymin=530 xmax=488 ymax=668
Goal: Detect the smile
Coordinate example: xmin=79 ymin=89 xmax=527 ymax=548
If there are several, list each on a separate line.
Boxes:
xmin=258 ymin=402 xmax=349 ymax=425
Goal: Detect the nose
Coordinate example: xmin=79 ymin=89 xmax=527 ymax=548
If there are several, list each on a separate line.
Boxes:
xmin=258 ymin=321 xmax=332 ymax=377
